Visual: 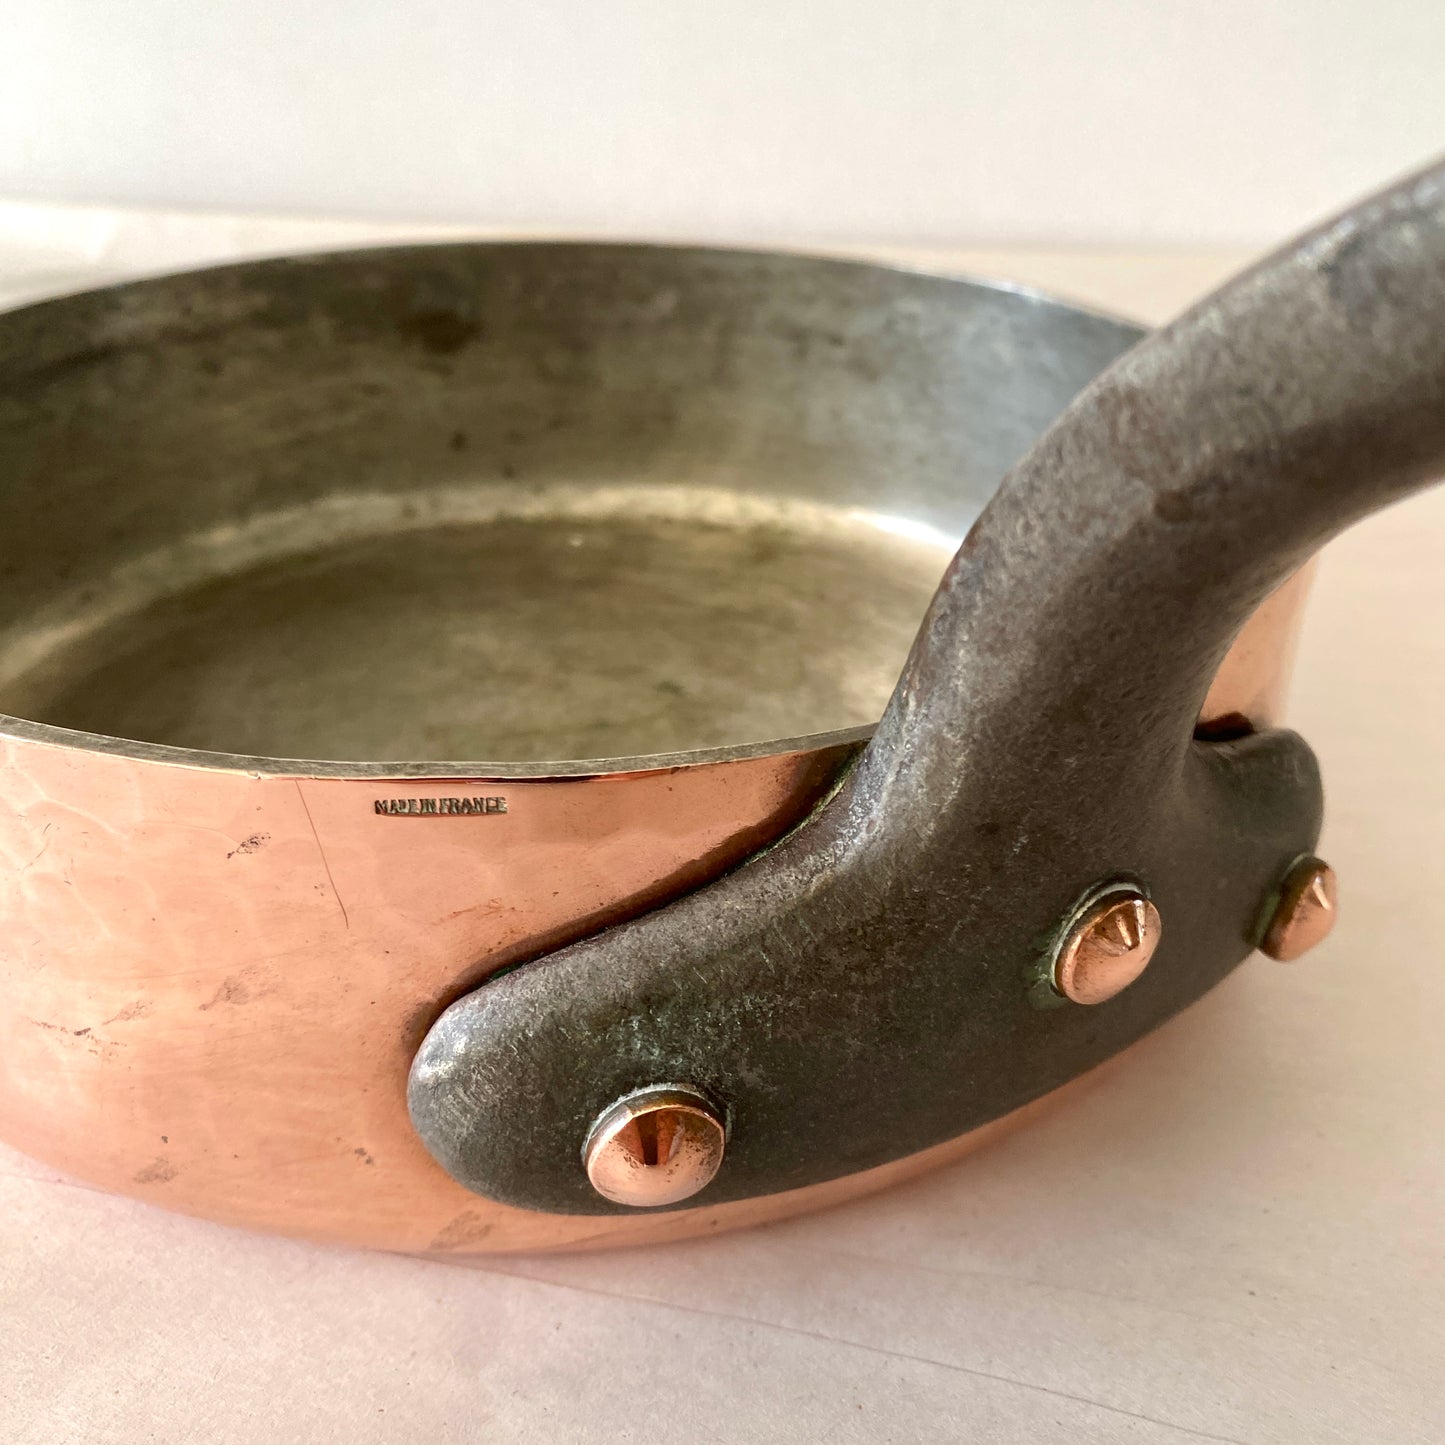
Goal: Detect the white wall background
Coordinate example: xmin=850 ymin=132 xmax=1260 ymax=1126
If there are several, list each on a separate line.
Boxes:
xmin=1 ymin=1 xmax=1442 ymax=245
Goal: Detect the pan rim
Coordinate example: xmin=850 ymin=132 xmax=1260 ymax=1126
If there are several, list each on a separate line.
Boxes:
xmin=0 ymin=238 xmax=1143 ymax=780
xmin=0 ymin=709 xmax=875 ymax=778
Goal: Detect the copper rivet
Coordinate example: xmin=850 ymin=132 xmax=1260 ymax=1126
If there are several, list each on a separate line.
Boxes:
xmin=1260 ymin=855 xmax=1337 ymax=962
xmin=1053 ymin=890 xmax=1163 ymax=1006
xmin=583 ymin=1086 xmax=726 ymax=1208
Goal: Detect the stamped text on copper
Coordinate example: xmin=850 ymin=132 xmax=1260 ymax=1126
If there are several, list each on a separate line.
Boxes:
xmin=373 ymin=796 xmax=508 ymax=816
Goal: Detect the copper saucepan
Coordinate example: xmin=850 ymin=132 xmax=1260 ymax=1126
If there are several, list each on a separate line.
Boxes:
xmin=1 ymin=161 xmax=1440 ymax=1255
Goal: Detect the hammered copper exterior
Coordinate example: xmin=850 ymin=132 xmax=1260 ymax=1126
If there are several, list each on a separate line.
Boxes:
xmin=0 ymin=733 xmax=854 ymax=1251
xmin=0 ymin=241 xmax=1317 ymax=1252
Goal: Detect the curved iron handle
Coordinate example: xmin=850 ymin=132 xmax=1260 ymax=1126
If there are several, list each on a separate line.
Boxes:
xmin=411 ymin=159 xmax=1445 ymax=1213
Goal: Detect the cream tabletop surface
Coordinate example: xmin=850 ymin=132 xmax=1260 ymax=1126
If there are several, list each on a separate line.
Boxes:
xmin=0 ymin=206 xmax=1441 ymax=1444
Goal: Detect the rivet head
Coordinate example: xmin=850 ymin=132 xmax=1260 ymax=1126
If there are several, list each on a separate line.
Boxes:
xmin=583 ymin=1086 xmax=725 ymax=1208
xmin=1053 ymin=890 xmax=1162 ymax=1005
xmin=1260 ymin=855 xmax=1337 ymax=961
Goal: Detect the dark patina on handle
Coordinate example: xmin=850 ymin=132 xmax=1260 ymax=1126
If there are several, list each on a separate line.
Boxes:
xmin=410 ymin=160 xmax=1445 ymax=1213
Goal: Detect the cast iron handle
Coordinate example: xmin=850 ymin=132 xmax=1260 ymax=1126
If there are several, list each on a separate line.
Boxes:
xmin=411 ymin=159 xmax=1445 ymax=1213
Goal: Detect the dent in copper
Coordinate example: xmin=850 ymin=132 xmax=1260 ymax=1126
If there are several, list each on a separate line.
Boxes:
xmin=1260 ymin=855 xmax=1338 ymax=961
xmin=1053 ymin=891 xmax=1163 ymax=1006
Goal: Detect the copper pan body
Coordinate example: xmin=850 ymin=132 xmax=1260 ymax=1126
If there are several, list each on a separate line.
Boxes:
xmin=0 ymin=245 xmax=1307 ymax=1253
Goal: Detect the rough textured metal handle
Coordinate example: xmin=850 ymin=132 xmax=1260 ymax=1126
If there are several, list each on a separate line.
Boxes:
xmin=411 ymin=160 xmax=1445 ymax=1213
xmin=873 ymin=157 xmax=1445 ymax=830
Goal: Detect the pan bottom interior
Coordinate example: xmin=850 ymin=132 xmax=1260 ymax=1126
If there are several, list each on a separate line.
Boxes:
xmin=0 ymin=486 xmax=959 ymax=763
